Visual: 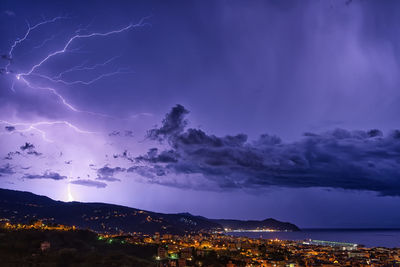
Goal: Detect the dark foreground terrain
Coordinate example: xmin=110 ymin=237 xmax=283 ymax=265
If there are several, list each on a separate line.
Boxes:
xmin=0 ymin=228 xmax=156 ymax=267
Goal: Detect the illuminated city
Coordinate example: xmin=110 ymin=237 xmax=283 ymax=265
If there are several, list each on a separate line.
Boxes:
xmin=1 ymin=219 xmax=400 ymax=266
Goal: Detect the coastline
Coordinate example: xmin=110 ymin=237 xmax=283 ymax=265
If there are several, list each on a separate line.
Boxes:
xmin=225 ymin=228 xmax=400 ymax=249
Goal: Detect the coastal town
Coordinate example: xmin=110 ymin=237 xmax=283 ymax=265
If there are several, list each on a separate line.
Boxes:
xmin=113 ymin=231 xmax=400 ymax=266
xmin=1 ymin=221 xmax=399 ymax=266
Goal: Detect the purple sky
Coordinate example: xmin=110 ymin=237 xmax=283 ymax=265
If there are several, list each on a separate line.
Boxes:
xmin=1 ymin=0 xmax=400 ymax=228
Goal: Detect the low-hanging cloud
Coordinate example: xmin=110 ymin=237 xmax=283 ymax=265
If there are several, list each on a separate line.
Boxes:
xmin=22 ymin=171 xmax=67 ymax=180
xmin=108 ymin=130 xmax=134 ymax=137
xmin=96 ymin=166 xmax=124 ymax=182
xmin=18 ymin=142 xmax=42 ymax=156
xmin=127 ymin=105 xmax=400 ymax=196
xmin=20 ymin=142 xmax=35 ymax=151
xmin=70 ymin=179 xmax=107 ymax=188
xmin=0 ymin=164 xmax=15 ymax=176
xmin=4 ymin=142 xmax=42 ymax=160
xmin=5 ymin=126 xmax=15 ymax=132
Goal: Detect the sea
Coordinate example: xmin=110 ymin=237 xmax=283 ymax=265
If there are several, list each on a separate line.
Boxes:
xmin=226 ymin=229 xmax=400 ymax=248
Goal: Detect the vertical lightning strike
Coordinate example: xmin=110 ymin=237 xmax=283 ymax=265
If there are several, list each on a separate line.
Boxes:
xmin=67 ymin=183 xmax=74 ymax=202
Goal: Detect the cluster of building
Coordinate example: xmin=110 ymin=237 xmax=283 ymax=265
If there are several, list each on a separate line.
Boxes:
xmin=119 ymin=232 xmax=400 ymax=266
xmin=1 ymin=220 xmax=399 ymax=266
xmin=0 ymin=219 xmax=75 ymax=231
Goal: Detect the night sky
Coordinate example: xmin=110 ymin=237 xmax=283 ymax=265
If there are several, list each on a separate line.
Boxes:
xmin=1 ymin=0 xmax=400 ymax=228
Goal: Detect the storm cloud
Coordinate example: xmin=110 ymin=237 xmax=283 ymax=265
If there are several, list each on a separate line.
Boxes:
xmin=147 ymin=104 xmax=189 ymax=142
xmin=20 ymin=143 xmax=35 ymax=151
xmin=70 ymin=179 xmax=107 ymax=188
xmin=22 ymin=171 xmax=67 ymax=180
xmin=18 ymin=142 xmax=42 ymax=156
xmin=0 ymin=164 xmax=15 ymax=176
xmin=128 ymin=105 xmax=400 ymax=196
xmin=96 ymin=166 xmax=124 ymax=182
xmin=5 ymin=126 xmax=15 ymax=132
xmin=108 ymin=130 xmax=134 ymax=137
xmin=4 ymin=151 xmax=21 ymax=160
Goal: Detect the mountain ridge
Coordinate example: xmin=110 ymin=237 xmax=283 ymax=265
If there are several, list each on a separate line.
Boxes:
xmin=0 ymin=188 xmax=300 ymax=234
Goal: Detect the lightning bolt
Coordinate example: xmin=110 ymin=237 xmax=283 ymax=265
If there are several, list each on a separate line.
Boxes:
xmin=0 ymin=120 xmax=96 ymax=142
xmin=6 ymin=16 xmax=68 ymax=72
xmin=17 ymin=74 xmax=121 ymax=119
xmin=3 ymin=15 xmax=151 ymax=144
xmin=30 ymin=68 xmax=134 ymax=86
xmin=17 ymin=76 xmax=80 ymax=112
xmin=67 ymin=183 xmax=74 ymax=201
xmin=52 ymin=55 xmax=120 ymax=79
xmin=1 ymin=15 xmax=151 ymax=201
xmin=6 ymin=16 xmax=149 ymax=119
xmin=19 ymin=17 xmax=148 ymax=77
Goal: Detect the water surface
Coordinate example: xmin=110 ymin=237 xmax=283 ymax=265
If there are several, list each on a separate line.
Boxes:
xmin=226 ymin=229 xmax=400 ymax=248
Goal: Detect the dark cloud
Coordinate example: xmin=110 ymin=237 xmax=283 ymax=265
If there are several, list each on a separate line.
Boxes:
xmin=96 ymin=166 xmax=124 ymax=182
xmin=5 ymin=126 xmax=15 ymax=132
xmin=135 ymin=148 xmax=179 ymax=163
xmin=128 ymin=106 xmax=400 ymax=196
xmin=96 ymin=176 xmax=121 ymax=182
xmin=4 ymin=151 xmax=21 ymax=160
xmin=27 ymin=151 xmax=42 ymax=156
xmin=70 ymin=179 xmax=107 ymax=188
xmin=108 ymin=131 xmax=121 ymax=137
xmin=124 ymin=130 xmax=134 ymax=137
xmin=17 ymin=142 xmax=42 ymax=156
xmin=127 ymin=165 xmax=167 ymax=179
xmin=4 ymin=147 xmax=41 ymax=160
xmin=20 ymin=142 xmax=35 ymax=151
xmin=109 ymin=130 xmax=134 ymax=137
xmin=147 ymin=104 xmax=189 ymax=142
xmin=0 ymin=164 xmax=15 ymax=176
xmin=22 ymin=171 xmax=67 ymax=180
xmin=113 ymin=150 xmax=134 ymax=162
